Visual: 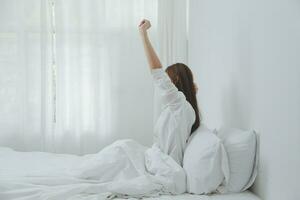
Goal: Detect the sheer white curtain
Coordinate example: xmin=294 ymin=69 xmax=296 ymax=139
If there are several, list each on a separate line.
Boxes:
xmin=157 ymin=0 xmax=188 ymax=67
xmin=0 ymin=0 xmax=53 ymax=151
xmin=0 ymin=0 xmax=188 ymax=154
xmin=52 ymin=0 xmax=159 ymax=154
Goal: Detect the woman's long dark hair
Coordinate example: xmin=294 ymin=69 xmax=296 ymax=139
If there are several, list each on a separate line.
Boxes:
xmin=166 ymin=63 xmax=200 ymax=135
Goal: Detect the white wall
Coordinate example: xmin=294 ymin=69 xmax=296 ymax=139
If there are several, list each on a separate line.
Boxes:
xmin=188 ymin=0 xmax=300 ymax=200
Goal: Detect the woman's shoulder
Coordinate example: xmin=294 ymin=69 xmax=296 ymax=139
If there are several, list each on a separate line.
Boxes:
xmin=169 ymin=99 xmax=195 ymax=122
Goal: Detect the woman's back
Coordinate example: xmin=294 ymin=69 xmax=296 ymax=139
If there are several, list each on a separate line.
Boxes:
xmin=151 ymin=68 xmax=196 ymax=165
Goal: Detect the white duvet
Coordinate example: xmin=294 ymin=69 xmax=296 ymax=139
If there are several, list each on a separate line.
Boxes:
xmin=0 ymin=140 xmax=186 ymax=200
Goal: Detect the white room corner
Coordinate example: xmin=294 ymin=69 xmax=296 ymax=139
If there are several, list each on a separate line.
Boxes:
xmin=188 ymin=0 xmax=300 ymax=200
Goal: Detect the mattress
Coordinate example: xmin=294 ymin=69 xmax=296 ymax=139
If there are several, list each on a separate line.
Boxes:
xmin=115 ymin=191 xmax=260 ymax=200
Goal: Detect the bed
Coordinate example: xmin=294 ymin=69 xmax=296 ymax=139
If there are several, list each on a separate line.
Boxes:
xmin=0 ymin=146 xmax=261 ymax=200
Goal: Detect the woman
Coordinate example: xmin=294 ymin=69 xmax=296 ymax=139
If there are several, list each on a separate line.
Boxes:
xmin=0 ymin=20 xmax=201 ymax=200
xmin=139 ymin=19 xmax=200 ymax=165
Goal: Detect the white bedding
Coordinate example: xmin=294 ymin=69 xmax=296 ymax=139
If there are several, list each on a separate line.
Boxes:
xmin=0 ymin=143 xmax=260 ymax=200
xmin=114 ymin=191 xmax=260 ymax=200
xmin=0 ymin=140 xmax=186 ymax=199
xmin=53 ymin=191 xmax=260 ymax=200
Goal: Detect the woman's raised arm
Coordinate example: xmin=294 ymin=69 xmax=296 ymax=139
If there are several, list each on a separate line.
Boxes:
xmin=139 ymin=19 xmax=162 ymax=70
xmin=139 ymin=20 xmax=185 ymax=110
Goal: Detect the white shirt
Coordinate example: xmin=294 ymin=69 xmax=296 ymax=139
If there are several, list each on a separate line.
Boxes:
xmin=151 ymin=68 xmax=195 ymax=165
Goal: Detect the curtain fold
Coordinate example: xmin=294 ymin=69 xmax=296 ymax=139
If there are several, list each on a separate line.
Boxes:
xmin=0 ymin=0 xmax=188 ymax=154
xmin=157 ymin=0 xmax=188 ymax=67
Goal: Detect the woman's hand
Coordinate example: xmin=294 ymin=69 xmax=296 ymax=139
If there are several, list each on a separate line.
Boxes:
xmin=139 ymin=19 xmax=151 ymax=35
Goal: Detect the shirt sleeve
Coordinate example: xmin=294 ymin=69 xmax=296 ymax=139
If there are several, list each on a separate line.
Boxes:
xmin=151 ymin=68 xmax=185 ymax=110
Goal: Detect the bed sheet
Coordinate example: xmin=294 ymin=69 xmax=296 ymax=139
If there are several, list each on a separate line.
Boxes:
xmin=114 ymin=191 xmax=260 ymax=200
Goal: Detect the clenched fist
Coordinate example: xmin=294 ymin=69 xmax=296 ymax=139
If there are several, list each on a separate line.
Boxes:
xmin=139 ymin=19 xmax=151 ymax=34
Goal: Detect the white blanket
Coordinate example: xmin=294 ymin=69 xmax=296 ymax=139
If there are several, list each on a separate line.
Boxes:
xmin=0 ymin=139 xmax=186 ymax=200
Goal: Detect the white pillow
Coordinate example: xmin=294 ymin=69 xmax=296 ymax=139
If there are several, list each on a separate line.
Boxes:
xmin=216 ymin=128 xmax=259 ymax=193
xmin=183 ymin=125 xmax=227 ymax=194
